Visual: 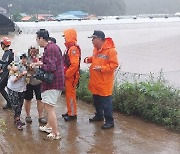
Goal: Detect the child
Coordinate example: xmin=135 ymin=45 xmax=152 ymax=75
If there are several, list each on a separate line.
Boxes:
xmin=24 ymin=45 xmax=47 ymax=124
xmin=7 ymin=54 xmax=28 ymax=130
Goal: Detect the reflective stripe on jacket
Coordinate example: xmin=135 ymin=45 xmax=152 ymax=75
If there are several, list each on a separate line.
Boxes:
xmin=88 ymin=37 xmax=119 ymax=96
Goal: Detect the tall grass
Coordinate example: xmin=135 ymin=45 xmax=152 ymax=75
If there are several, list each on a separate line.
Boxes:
xmin=76 ymin=70 xmax=93 ymax=103
xmin=77 ymin=70 xmax=180 ymax=132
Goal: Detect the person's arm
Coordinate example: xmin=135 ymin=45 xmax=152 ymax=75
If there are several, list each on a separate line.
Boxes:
xmin=0 ymin=59 xmax=7 ymax=64
xmin=14 ymin=70 xmax=27 ymax=82
xmin=0 ymin=59 xmax=9 ymax=72
xmin=101 ymin=49 xmax=118 ymax=72
xmin=0 ymin=51 xmax=14 ymax=70
xmin=8 ymin=51 xmax=14 ymax=65
xmin=84 ymin=48 xmax=96 ymax=64
xmin=0 ymin=50 xmax=14 ymax=64
xmin=93 ymin=49 xmax=118 ymax=72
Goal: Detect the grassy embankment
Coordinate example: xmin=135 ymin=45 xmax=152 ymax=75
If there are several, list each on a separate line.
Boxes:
xmin=77 ymin=70 xmax=180 ymax=133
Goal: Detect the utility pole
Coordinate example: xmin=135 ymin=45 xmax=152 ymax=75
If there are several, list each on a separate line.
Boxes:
xmin=8 ymin=3 xmax=12 ymax=20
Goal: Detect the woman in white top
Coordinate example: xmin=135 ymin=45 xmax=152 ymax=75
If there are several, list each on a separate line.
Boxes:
xmin=7 ymin=54 xmax=27 ymax=130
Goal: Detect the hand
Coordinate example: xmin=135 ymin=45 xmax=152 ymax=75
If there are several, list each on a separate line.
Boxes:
xmin=93 ymin=66 xmax=102 ymax=71
xmin=84 ymin=58 xmax=88 ymax=63
xmin=84 ymin=57 xmax=91 ymax=64
xmin=22 ymin=70 xmax=27 ymax=76
xmin=29 ymin=63 xmax=36 ymax=69
xmin=30 ymin=61 xmax=43 ymax=68
xmin=36 ymin=61 xmax=43 ymax=66
xmin=7 ymin=65 xmax=11 ymax=71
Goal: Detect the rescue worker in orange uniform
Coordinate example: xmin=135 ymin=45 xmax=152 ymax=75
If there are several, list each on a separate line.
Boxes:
xmin=84 ymin=30 xmax=118 ymax=129
xmin=62 ymin=29 xmax=81 ymax=121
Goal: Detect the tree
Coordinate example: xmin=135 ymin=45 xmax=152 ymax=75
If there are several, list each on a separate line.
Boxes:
xmin=0 ymin=0 xmax=126 ymax=16
xmin=12 ymin=13 xmax=22 ymax=22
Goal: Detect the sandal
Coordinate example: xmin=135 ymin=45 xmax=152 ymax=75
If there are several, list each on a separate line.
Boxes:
xmin=14 ymin=120 xmax=25 ymax=126
xmin=25 ymin=116 xmax=32 ymax=123
xmin=15 ymin=121 xmax=23 ymax=130
xmin=39 ymin=126 xmax=52 ymax=133
xmin=38 ymin=117 xmax=47 ymax=124
xmin=45 ymin=133 xmax=61 ymax=140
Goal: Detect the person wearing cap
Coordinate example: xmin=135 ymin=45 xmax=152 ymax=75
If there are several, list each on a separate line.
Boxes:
xmin=23 ymin=45 xmax=47 ymax=124
xmin=62 ymin=28 xmax=81 ymax=121
xmin=0 ymin=37 xmax=14 ymax=110
xmin=84 ymin=30 xmax=119 ymax=129
xmin=36 ymin=29 xmax=64 ymax=140
xmin=7 ymin=53 xmax=28 ymax=130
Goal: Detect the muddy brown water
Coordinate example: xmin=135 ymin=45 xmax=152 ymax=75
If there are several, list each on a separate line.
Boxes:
xmin=0 ymin=20 xmax=180 ymax=153
xmin=1 ymin=20 xmax=180 ymax=73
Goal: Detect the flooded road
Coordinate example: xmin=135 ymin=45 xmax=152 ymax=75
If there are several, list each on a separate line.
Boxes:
xmin=0 ymin=95 xmax=180 ymax=154
xmin=0 ymin=19 xmax=180 ymax=153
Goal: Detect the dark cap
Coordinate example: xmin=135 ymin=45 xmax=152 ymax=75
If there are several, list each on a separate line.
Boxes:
xmin=88 ymin=30 xmax=105 ymax=40
xmin=36 ymin=29 xmax=49 ymax=40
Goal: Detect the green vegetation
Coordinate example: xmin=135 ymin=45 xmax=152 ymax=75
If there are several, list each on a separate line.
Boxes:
xmin=77 ymin=70 xmax=93 ymax=103
xmin=12 ymin=13 xmax=22 ymax=22
xmin=0 ymin=0 xmax=125 ymax=16
xmin=77 ymin=70 xmax=180 ymax=132
xmin=0 ymin=118 xmax=6 ymax=133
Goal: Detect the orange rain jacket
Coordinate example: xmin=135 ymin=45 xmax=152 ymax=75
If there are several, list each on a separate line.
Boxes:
xmin=64 ymin=29 xmax=81 ymax=81
xmin=64 ymin=29 xmax=81 ymax=116
xmin=63 ymin=29 xmax=81 ymax=116
xmin=85 ymin=37 xmax=118 ymax=96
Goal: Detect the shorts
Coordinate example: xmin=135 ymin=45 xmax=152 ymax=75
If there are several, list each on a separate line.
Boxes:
xmin=41 ymin=89 xmax=61 ymax=106
xmin=25 ymin=84 xmax=42 ymax=101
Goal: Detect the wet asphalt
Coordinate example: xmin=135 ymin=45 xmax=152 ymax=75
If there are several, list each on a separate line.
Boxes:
xmin=0 ymin=95 xmax=179 ymax=154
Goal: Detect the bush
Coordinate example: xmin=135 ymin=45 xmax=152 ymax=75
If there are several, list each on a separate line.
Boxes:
xmin=76 ymin=70 xmax=93 ymax=103
xmin=113 ymin=74 xmax=180 ymax=132
xmin=77 ymin=70 xmax=180 ymax=132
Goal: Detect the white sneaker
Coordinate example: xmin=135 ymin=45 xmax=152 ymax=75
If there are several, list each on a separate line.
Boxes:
xmin=45 ymin=133 xmax=61 ymax=140
xmin=39 ymin=126 xmax=52 ymax=133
